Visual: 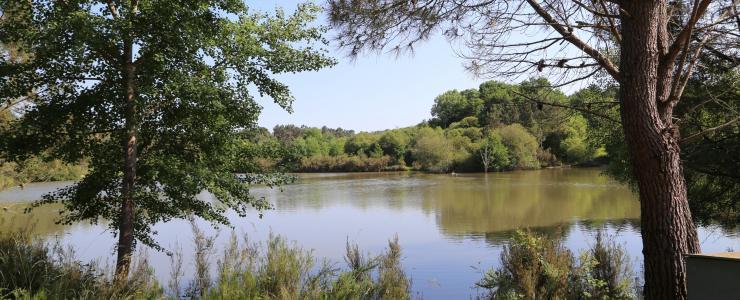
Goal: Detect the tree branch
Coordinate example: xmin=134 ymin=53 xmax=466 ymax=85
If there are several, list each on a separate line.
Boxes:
xmin=106 ymin=0 xmax=120 ymax=18
xmin=682 ymin=115 xmax=740 ymax=144
xmin=664 ymin=0 xmax=712 ymax=64
xmin=525 ymin=0 xmax=621 ymax=81
xmin=512 ymin=90 xmax=621 ymax=124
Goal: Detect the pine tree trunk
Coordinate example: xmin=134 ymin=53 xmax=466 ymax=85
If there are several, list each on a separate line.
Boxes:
xmin=116 ymin=41 xmax=137 ymax=281
xmin=619 ymin=1 xmax=701 ymax=298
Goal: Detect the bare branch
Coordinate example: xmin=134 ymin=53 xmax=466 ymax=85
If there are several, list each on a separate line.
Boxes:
xmin=664 ymin=0 xmax=712 ymax=64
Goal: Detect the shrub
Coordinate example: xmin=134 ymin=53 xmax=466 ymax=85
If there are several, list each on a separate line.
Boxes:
xmin=477 ymin=230 xmax=635 ymax=300
xmin=479 ymin=132 xmax=511 ymax=172
xmin=410 ymin=127 xmax=452 ymax=172
xmin=297 ymin=154 xmax=392 ymax=172
xmin=495 ymin=124 xmax=539 ymax=169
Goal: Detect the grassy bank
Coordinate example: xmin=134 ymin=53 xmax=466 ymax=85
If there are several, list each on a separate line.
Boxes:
xmin=0 ymin=223 xmax=411 ymax=299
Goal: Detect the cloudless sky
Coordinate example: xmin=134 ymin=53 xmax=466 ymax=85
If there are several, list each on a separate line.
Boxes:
xmin=252 ymin=1 xmax=487 ymax=132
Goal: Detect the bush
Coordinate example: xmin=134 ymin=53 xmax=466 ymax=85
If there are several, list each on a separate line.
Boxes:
xmin=495 ymin=124 xmax=539 ymax=169
xmin=297 ymin=154 xmax=392 ymax=172
xmin=410 ymin=127 xmax=452 ymax=172
xmin=476 ymin=230 xmax=635 ymax=300
xmin=479 ymin=132 xmax=511 ymax=172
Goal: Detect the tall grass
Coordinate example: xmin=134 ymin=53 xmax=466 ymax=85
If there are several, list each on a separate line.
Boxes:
xmin=0 ymin=227 xmax=162 ymax=299
xmin=197 ymin=231 xmax=411 ymax=299
xmin=0 ymin=222 xmax=411 ymax=300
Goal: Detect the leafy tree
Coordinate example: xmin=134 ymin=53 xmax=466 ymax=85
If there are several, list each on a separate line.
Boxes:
xmin=378 ymin=130 xmax=409 ymax=164
xmin=273 ymin=125 xmax=305 ymax=143
xmin=478 ymin=81 xmax=520 ymax=127
xmin=479 ymin=131 xmax=510 ymax=172
xmin=449 ymin=116 xmax=479 ymax=129
xmin=368 ymin=143 xmax=384 ymax=158
xmin=410 ymin=127 xmax=451 ymax=172
xmin=430 ymin=90 xmax=482 ymax=127
xmin=496 ymin=124 xmax=539 ymax=170
xmin=0 ymin=0 xmax=334 ymax=279
xmin=544 ymin=114 xmax=593 ymax=164
xmin=344 ymin=133 xmax=378 ymax=156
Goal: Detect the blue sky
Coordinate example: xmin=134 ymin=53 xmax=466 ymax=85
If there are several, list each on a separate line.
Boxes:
xmin=252 ymin=1 xmax=487 ymax=132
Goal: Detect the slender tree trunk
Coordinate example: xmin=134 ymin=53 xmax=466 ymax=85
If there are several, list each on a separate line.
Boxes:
xmin=619 ymin=1 xmax=700 ymax=299
xmin=116 ymin=40 xmax=137 ymax=281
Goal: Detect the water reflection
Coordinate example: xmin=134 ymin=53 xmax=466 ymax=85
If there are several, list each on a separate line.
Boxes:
xmin=261 ymin=169 xmax=641 ymax=238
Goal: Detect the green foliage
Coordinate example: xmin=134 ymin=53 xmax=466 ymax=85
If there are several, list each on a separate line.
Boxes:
xmin=678 ymin=69 xmax=740 ymax=228
xmin=0 ymin=1 xmax=335 ymax=249
xmin=345 ymin=133 xmax=379 ymax=156
xmin=0 ymin=228 xmax=163 ymax=299
xmin=479 ymin=132 xmax=510 ymax=172
xmin=378 ymin=130 xmax=409 ymax=163
xmin=545 ymin=114 xmax=594 ymax=164
xmin=477 ymin=230 xmax=635 ymax=300
xmin=297 ymin=154 xmax=394 ymax=172
xmin=496 ymin=124 xmax=539 ymax=169
xmin=1 ymin=157 xmax=88 ymax=190
xmin=410 ymin=127 xmax=452 ymax=172
xmin=577 ymin=70 xmax=740 ymax=228
xmin=449 ymin=116 xmax=480 ymax=129
xmin=201 ymin=233 xmax=410 ymax=300
xmin=431 ymin=90 xmax=483 ymax=127
xmin=0 ymin=224 xmax=411 ymax=299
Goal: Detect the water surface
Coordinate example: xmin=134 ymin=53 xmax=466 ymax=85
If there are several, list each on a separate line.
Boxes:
xmin=0 ymin=168 xmax=737 ymax=298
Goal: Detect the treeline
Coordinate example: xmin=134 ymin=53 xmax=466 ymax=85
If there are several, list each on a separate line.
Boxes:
xmin=250 ymin=78 xmax=601 ymax=173
xmin=0 ymin=111 xmax=87 ymax=189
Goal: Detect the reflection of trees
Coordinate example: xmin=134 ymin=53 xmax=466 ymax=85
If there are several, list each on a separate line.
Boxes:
xmin=480 ymin=219 xmax=641 ymax=246
xmin=262 ymin=172 xmax=428 ymax=211
xmin=421 ymin=169 xmax=641 ymax=236
xmin=0 ymin=203 xmax=81 ymax=237
xmin=244 ymin=169 xmax=642 ymax=239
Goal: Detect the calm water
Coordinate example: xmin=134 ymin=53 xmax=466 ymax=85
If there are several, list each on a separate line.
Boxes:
xmin=0 ymin=168 xmax=737 ymax=298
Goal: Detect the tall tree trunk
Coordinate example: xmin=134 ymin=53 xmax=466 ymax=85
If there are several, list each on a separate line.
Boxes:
xmin=619 ymin=1 xmax=700 ymax=299
xmin=116 ymin=40 xmax=137 ymax=281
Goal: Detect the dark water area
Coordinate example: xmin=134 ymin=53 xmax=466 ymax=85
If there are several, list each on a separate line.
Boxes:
xmin=0 ymin=168 xmax=737 ymax=299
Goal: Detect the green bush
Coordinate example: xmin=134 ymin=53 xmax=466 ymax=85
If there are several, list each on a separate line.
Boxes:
xmin=478 ymin=132 xmax=511 ymax=172
xmin=477 ymin=230 xmax=635 ymax=300
xmin=410 ymin=127 xmax=452 ymax=172
xmin=495 ymin=124 xmax=540 ymax=169
xmin=297 ymin=154 xmax=393 ymax=172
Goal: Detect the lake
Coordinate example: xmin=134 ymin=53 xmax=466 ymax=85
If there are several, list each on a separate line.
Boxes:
xmin=0 ymin=168 xmax=737 ymax=299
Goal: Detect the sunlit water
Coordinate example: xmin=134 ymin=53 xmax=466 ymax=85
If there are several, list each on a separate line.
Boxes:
xmin=0 ymin=168 xmax=737 ymax=299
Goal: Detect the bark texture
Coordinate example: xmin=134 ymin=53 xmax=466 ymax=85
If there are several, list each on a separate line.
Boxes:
xmin=619 ymin=1 xmax=701 ymax=299
xmin=116 ymin=39 xmax=137 ymax=280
